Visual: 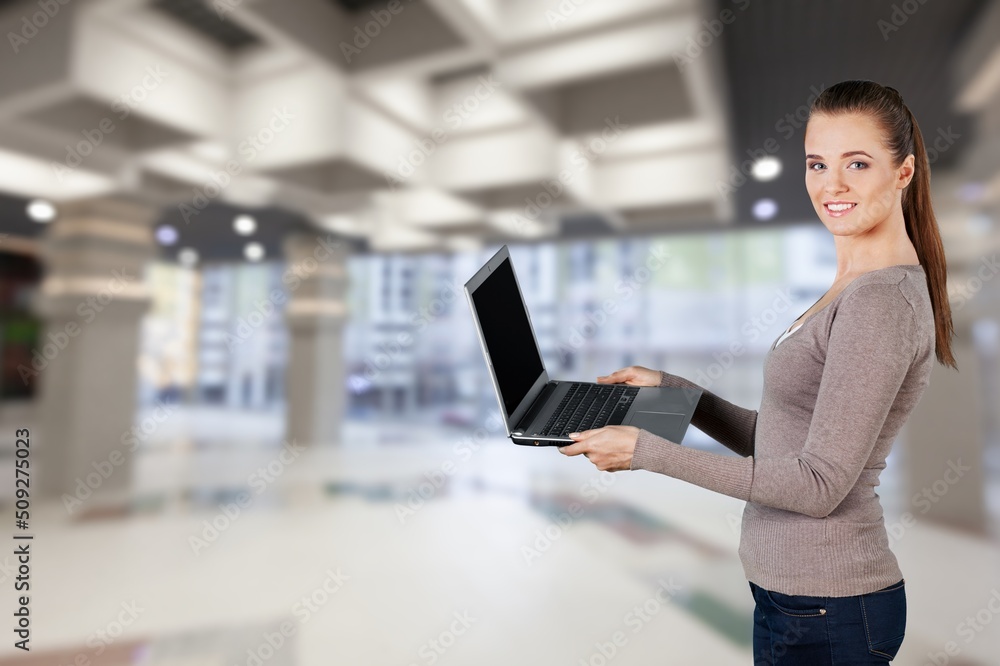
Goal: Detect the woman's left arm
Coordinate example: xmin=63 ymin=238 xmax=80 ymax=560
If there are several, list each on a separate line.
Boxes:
xmin=563 ymin=283 xmax=919 ymax=519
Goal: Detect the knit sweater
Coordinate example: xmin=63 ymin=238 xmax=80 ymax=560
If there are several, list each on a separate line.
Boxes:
xmin=630 ymin=264 xmax=935 ymax=597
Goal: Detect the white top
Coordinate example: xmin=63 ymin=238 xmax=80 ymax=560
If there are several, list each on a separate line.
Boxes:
xmin=775 ymin=321 xmax=802 ymax=347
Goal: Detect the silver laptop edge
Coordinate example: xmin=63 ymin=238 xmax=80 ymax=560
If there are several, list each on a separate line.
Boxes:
xmin=463 ymin=244 xmax=551 ymax=438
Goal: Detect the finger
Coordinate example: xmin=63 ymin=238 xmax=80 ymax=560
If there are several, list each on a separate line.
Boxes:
xmin=558 ymin=441 xmax=589 ymax=456
xmin=568 ymin=427 xmax=605 ymax=441
xmin=597 ymin=369 xmax=628 ymax=383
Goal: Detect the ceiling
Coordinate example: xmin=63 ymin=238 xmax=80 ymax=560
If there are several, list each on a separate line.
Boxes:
xmin=0 ymin=0 xmax=995 ymax=261
xmin=151 ymin=0 xmax=261 ymax=51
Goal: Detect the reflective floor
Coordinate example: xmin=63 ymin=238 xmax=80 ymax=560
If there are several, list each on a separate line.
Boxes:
xmin=0 ymin=406 xmax=998 ymax=666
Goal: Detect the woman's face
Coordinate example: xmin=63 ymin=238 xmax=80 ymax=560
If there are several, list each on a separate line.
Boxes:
xmin=803 ymin=112 xmax=914 ymax=237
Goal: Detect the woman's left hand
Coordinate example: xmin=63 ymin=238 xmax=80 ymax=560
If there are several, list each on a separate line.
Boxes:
xmin=558 ymin=425 xmax=640 ymax=472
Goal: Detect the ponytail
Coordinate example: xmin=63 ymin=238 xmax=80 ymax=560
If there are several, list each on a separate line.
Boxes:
xmin=902 ymin=106 xmax=956 ymax=368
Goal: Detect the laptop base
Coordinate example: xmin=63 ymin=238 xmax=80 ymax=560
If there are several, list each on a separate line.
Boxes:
xmin=509 ymin=382 xmax=701 ymax=447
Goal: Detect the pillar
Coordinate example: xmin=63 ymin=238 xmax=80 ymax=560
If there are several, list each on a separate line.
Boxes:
xmin=32 ymin=197 xmax=157 ymax=511
xmin=283 ymin=232 xmax=352 ymax=446
xmin=905 ymin=317 xmax=987 ymax=533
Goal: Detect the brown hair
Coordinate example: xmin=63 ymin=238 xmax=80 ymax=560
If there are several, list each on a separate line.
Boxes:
xmin=809 ymin=80 xmax=956 ymax=368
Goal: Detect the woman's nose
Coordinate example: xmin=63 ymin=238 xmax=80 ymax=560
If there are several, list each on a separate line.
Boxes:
xmin=825 ymin=172 xmax=848 ymax=196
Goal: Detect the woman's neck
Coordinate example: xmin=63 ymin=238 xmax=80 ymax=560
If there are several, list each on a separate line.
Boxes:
xmin=831 ymin=210 xmax=919 ymax=281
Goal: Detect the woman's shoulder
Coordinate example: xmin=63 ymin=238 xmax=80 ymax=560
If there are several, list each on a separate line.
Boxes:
xmin=837 ymin=264 xmax=929 ymax=317
xmin=823 ymin=265 xmax=934 ymax=353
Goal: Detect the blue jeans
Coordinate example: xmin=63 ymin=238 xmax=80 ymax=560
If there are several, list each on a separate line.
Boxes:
xmin=749 ymin=578 xmax=906 ymax=665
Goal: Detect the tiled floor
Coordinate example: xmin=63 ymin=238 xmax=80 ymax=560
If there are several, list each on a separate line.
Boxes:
xmin=0 ymin=406 xmax=998 ymax=665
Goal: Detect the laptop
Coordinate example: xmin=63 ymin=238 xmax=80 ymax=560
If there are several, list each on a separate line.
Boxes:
xmin=464 ymin=244 xmax=702 ymax=447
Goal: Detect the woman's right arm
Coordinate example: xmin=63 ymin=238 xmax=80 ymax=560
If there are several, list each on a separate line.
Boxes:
xmin=658 ymin=371 xmax=757 ymax=458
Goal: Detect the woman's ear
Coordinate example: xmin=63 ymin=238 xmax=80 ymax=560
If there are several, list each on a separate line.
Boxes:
xmin=897 ymin=154 xmax=915 ymax=190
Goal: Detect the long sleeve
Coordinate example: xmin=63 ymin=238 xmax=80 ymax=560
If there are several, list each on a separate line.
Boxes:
xmin=659 ymin=371 xmax=757 ymax=457
xmin=632 ymin=283 xmax=918 ymax=519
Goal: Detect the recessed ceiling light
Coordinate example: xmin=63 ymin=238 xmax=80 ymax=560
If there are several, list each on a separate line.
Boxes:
xmin=322 ymin=215 xmax=356 ymax=233
xmin=751 ymin=156 xmax=782 ymax=181
xmin=155 ymin=225 xmax=179 ymax=246
xmin=234 ymin=214 xmax=257 ymax=236
xmin=178 ymin=248 xmax=199 ymax=267
xmin=957 ymin=182 xmax=985 ymax=203
xmin=752 ymin=198 xmax=779 ymax=221
xmin=26 ymin=199 xmax=56 ymax=222
xmin=244 ymin=242 xmax=265 ymax=262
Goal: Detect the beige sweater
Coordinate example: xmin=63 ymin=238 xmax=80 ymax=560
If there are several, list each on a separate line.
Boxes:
xmin=631 ymin=264 xmax=934 ymax=597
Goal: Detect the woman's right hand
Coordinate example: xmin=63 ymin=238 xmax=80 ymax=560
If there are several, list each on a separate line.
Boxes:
xmin=596 ymin=365 xmax=661 ymax=388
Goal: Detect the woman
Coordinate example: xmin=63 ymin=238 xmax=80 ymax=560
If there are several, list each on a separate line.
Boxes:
xmin=559 ymin=80 xmax=956 ymax=664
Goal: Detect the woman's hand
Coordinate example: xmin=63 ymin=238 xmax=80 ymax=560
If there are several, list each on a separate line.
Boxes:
xmin=596 ymin=365 xmax=660 ymax=388
xmin=559 ymin=425 xmax=640 ymax=472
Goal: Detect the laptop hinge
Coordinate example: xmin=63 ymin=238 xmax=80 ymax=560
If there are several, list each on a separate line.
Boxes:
xmin=515 ymin=381 xmax=556 ymax=432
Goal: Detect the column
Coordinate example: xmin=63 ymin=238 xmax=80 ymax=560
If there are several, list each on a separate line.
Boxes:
xmin=905 ymin=316 xmax=987 ymax=533
xmin=283 ymin=232 xmax=352 ymax=446
xmin=32 ymin=197 xmax=157 ymax=512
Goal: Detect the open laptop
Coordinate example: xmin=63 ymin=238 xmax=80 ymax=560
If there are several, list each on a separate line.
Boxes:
xmin=464 ymin=244 xmax=702 ymax=447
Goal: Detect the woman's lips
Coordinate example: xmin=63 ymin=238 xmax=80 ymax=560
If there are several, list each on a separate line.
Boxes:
xmin=824 ymin=202 xmax=857 ymax=217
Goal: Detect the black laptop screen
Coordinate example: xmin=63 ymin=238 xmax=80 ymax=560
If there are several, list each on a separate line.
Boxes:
xmin=471 ymin=257 xmax=544 ymax=417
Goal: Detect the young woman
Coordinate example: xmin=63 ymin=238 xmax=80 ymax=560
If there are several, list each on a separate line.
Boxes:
xmin=559 ymin=80 xmax=956 ymax=664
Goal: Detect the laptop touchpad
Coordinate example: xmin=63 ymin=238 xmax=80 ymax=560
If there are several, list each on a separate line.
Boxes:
xmin=630 ymin=411 xmax=686 ymax=437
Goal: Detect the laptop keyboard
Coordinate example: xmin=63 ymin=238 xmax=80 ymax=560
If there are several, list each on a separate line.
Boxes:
xmin=538 ymin=383 xmax=640 ymax=436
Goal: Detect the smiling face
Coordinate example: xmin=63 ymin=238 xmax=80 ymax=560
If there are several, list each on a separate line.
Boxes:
xmin=804 ymin=112 xmax=914 ymax=237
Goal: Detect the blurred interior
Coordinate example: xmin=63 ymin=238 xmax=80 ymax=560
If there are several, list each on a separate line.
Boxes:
xmin=0 ymin=0 xmax=999 ymax=664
